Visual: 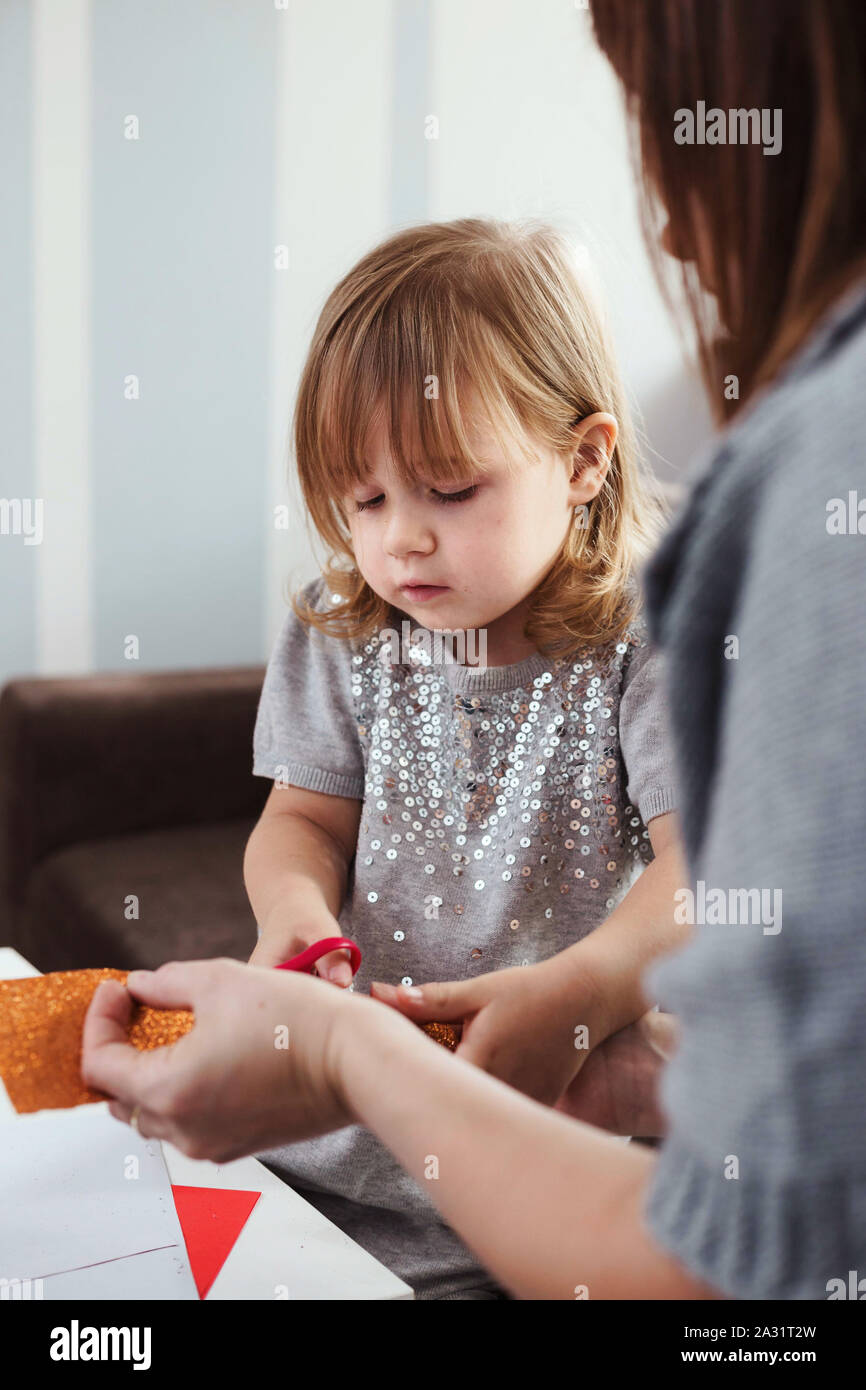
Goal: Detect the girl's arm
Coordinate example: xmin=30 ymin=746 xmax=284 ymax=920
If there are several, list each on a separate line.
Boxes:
xmin=555 ymin=810 xmax=690 ymax=1044
xmin=244 ymin=783 xmax=361 ymax=979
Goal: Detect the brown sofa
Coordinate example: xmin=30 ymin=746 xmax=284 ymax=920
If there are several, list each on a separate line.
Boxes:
xmin=0 ymin=666 xmax=268 ymax=973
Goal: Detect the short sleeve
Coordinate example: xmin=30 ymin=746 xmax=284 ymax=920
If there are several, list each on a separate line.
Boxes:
xmin=618 ymin=639 xmax=679 ymax=827
xmin=252 ymin=576 xmax=366 ymax=799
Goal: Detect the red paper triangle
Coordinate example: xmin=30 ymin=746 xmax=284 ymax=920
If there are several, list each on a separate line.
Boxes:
xmin=171 ymin=1185 xmax=261 ymax=1298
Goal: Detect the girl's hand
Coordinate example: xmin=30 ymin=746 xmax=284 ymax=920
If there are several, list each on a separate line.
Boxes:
xmin=248 ymin=910 xmax=355 ymax=985
xmin=554 ymin=1009 xmax=679 ymax=1135
xmin=370 ymin=957 xmax=610 ymax=1106
xmin=81 ymin=957 xmax=365 ymax=1162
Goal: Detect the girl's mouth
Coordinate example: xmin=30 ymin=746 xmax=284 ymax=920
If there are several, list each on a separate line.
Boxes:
xmin=401 ymin=584 xmax=450 ymax=602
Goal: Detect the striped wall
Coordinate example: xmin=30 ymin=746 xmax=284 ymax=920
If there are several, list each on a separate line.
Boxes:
xmin=0 ymin=0 xmax=711 ymax=688
xmin=1 ymin=0 xmax=36 ymax=682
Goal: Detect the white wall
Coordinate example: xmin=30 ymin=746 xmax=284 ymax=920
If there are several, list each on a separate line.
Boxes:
xmin=428 ymin=0 xmax=711 ymax=483
xmin=1 ymin=0 xmax=713 ymax=685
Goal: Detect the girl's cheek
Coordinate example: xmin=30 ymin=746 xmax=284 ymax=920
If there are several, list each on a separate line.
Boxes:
xmin=465 ymin=502 xmax=506 ymax=537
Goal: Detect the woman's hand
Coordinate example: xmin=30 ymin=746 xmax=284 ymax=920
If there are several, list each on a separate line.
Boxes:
xmin=81 ymin=957 xmax=366 ymax=1162
xmin=370 ymin=955 xmax=612 ymax=1106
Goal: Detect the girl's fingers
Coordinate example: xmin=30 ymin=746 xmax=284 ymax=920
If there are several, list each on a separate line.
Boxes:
xmin=248 ymin=939 xmax=288 ymax=968
xmin=369 ymin=978 xmax=475 ymax=1022
xmin=314 ymin=948 xmax=354 ymax=987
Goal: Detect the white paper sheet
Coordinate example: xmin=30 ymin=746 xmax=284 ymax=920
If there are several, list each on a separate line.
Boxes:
xmin=0 ymin=1103 xmax=196 ymax=1297
xmin=38 ymin=1246 xmax=197 ymax=1300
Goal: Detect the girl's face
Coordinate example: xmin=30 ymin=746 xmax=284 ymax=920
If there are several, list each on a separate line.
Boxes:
xmin=343 ymin=406 xmax=615 ymax=665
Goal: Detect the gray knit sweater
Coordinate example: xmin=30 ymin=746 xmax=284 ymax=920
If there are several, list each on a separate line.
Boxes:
xmin=642 ymin=276 xmax=866 ymax=1300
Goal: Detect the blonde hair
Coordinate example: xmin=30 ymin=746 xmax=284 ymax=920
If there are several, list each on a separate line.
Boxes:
xmin=290 ymin=217 xmax=667 ymax=659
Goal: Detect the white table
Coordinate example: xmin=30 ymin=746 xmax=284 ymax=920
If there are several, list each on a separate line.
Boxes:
xmin=0 ymin=948 xmax=413 ymax=1300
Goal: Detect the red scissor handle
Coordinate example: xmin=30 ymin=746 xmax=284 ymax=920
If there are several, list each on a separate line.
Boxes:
xmin=274 ymin=937 xmax=362 ymax=976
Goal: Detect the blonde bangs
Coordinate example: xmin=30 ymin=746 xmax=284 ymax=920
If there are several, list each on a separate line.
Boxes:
xmin=311 ymin=291 xmax=541 ymax=502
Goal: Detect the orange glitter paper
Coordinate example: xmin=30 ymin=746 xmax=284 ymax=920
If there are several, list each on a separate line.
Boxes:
xmin=420 ymin=1021 xmax=459 ymax=1051
xmin=0 ymin=968 xmax=195 ymax=1114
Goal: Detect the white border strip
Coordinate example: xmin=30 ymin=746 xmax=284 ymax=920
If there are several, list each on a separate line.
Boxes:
xmin=266 ymin=3 xmax=298 ymax=647
xmin=33 ymin=0 xmax=92 ymax=673
xmin=266 ymin=1 xmax=393 ymax=648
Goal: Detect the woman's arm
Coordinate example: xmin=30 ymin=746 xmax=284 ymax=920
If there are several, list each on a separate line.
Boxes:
xmin=83 ymin=960 xmax=716 ymax=1300
xmin=331 ymin=996 xmax=715 ymax=1299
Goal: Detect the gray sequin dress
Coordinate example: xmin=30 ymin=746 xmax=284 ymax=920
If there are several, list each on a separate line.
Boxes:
xmin=251 ymin=575 xmax=677 ymax=1298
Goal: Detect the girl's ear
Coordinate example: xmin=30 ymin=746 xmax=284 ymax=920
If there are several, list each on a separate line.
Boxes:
xmin=568 ymin=412 xmax=618 ymax=505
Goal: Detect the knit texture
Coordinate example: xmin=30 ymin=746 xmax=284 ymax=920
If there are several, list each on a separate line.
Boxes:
xmin=643 ymin=276 xmax=866 ymax=1299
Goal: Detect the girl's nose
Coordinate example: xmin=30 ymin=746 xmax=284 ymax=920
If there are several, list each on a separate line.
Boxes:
xmin=383 ymin=505 xmax=435 ymax=558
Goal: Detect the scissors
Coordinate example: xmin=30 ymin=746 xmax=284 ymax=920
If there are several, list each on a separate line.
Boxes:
xmin=274 ymin=937 xmax=362 ymax=978
xmin=274 ymin=936 xmax=459 ymax=1051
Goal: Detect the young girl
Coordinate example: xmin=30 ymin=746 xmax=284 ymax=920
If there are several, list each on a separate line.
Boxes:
xmin=244 ymin=217 xmax=686 ymax=1299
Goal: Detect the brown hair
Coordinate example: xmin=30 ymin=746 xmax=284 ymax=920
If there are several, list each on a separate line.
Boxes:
xmin=291 ymin=218 xmax=666 ymax=658
xmin=589 ymin=0 xmax=866 ymax=422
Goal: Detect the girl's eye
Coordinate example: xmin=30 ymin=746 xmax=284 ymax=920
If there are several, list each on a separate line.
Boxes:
xmin=354 ymin=484 xmax=478 ymax=513
xmin=434 ymin=485 xmax=478 ymax=505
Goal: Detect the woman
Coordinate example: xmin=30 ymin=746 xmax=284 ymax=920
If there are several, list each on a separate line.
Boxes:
xmin=83 ymin=0 xmax=866 ymax=1299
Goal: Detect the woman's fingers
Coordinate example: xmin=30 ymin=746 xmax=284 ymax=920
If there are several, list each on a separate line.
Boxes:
xmin=85 ymin=957 xmax=363 ymax=1162
xmin=369 ymin=977 xmax=477 ymax=1021
xmin=82 ymin=961 xmax=225 ymax=1108
xmin=81 ymin=979 xmax=175 ymax=1106
xmin=83 ymin=976 xmax=132 ymax=1040
xmin=124 ymin=958 xmax=236 ymax=1011
xmin=106 ymin=1097 xmax=175 ymax=1144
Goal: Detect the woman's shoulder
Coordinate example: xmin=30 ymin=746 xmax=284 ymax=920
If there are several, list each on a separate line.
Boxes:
xmin=734 ymin=279 xmax=866 ymax=590
xmin=647 ymin=276 xmax=866 ymax=642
